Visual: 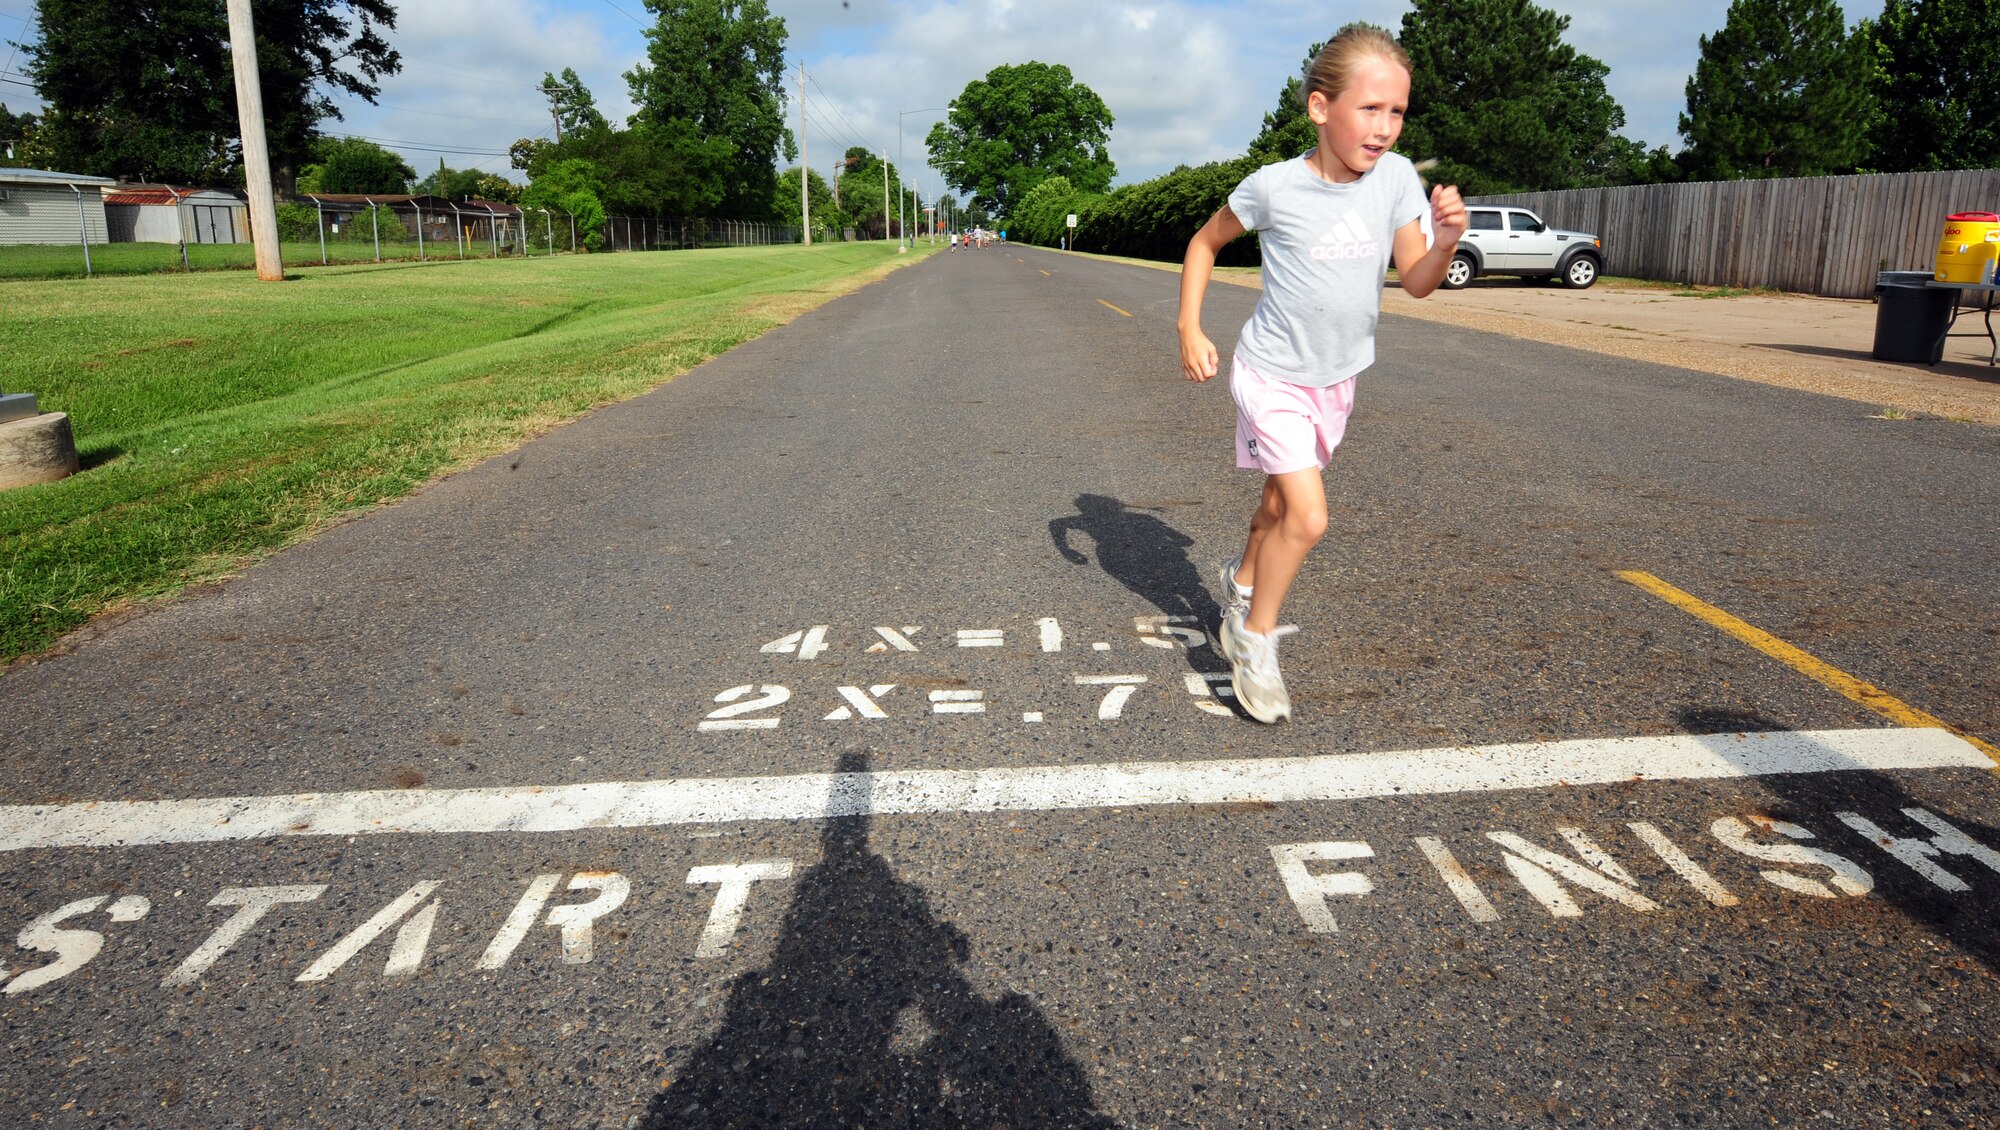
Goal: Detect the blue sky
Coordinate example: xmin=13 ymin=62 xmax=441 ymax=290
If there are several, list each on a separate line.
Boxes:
xmin=0 ymin=1 xmax=1883 ymax=194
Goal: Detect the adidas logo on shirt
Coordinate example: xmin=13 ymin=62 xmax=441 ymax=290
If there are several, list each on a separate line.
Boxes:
xmin=1311 ymin=209 xmax=1381 ymax=261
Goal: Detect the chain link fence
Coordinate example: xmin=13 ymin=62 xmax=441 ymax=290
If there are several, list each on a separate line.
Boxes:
xmin=0 ymin=189 xmax=825 ymax=280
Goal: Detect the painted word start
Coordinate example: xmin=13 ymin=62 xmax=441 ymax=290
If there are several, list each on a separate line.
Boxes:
xmin=2 ymin=805 xmax=1992 ymax=997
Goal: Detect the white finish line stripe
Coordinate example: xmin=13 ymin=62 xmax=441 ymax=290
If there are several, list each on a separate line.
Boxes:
xmin=0 ymin=729 xmax=1987 ymax=853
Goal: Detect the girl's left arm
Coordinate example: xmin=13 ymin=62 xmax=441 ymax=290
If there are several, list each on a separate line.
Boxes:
xmin=1392 ymin=183 xmax=1469 ymax=299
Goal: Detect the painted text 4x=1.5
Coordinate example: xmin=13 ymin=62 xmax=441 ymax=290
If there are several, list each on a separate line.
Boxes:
xmin=702 ymin=615 xmax=1232 ymax=730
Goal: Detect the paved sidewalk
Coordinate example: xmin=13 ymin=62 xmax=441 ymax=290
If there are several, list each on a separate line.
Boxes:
xmin=1097 ymin=247 xmax=2000 ymax=424
xmin=1379 ymin=279 xmax=2000 ymax=425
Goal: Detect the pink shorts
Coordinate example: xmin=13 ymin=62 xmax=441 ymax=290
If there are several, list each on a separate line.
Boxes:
xmin=1231 ymin=355 xmax=1358 ymax=474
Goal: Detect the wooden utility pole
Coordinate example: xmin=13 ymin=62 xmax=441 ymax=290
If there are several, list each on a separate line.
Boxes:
xmin=225 ymin=0 xmax=284 ymax=281
xmin=543 ymin=78 xmax=565 ymax=142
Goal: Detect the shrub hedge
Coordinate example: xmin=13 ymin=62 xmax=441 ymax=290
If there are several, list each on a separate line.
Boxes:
xmin=1013 ymin=152 xmax=1278 ymax=266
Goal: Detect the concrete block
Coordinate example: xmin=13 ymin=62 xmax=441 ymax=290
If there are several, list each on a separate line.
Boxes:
xmin=0 ymin=412 xmax=80 ymax=490
xmin=0 ymin=392 xmax=35 ymax=425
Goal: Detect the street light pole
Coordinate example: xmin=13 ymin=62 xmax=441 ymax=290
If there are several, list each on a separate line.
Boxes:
xmin=897 ymin=107 xmax=947 ymax=253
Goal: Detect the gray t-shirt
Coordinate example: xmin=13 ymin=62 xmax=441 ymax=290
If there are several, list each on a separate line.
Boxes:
xmin=1226 ymin=151 xmax=1429 ymax=387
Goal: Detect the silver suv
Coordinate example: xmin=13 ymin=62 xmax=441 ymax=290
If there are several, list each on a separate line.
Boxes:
xmin=1445 ymin=206 xmax=1602 ymax=289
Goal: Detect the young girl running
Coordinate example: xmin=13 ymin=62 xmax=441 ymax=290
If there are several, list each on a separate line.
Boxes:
xmin=1177 ymin=26 xmax=1468 ymax=722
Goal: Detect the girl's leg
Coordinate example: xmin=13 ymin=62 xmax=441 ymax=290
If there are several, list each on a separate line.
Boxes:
xmin=1237 ymin=468 xmax=1326 ymax=635
xmin=1232 ymin=477 xmax=1283 ymax=591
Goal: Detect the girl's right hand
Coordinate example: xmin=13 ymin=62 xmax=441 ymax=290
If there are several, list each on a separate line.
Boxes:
xmin=1180 ymin=328 xmax=1219 ymax=382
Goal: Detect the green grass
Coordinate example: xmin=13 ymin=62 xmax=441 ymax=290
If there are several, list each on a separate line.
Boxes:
xmin=0 ymin=242 xmax=933 ymax=661
xmin=0 ymin=239 xmax=563 ymax=280
xmin=1667 ymin=285 xmax=1771 ymax=299
xmin=1598 ymin=275 xmax=1779 ymax=298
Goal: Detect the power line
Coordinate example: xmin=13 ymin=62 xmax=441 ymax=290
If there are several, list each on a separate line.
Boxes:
xmin=803 ymin=68 xmax=879 ymax=156
xmin=0 ymin=9 xmax=28 ymax=84
xmin=801 ymin=103 xmax=866 ymax=156
xmin=469 ymin=125 xmax=551 ymax=174
xmin=601 ymin=0 xmax=647 ymax=27
xmin=395 ymin=61 xmax=536 ymax=90
xmin=369 ymin=102 xmax=545 ymax=126
xmin=397 ymin=54 xmax=540 ymax=86
xmin=345 ymin=133 xmax=514 ymax=157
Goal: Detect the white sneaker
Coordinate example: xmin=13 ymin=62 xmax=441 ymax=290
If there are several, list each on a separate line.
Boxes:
xmin=1218 ymin=601 xmax=1246 ymax=667
xmin=1218 ymin=558 xmax=1252 ymax=618
xmin=1225 ymin=613 xmax=1296 ymax=723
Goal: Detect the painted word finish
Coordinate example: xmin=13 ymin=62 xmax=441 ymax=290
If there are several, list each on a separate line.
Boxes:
xmin=0 ymin=862 xmax=793 ymax=996
xmin=1274 ymin=806 xmax=2000 ymax=932
xmin=9 ymin=804 xmax=1993 ymax=999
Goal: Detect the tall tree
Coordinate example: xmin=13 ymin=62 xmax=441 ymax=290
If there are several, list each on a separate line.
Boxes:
xmin=521 ymin=156 xmax=607 ymax=249
xmin=296 ymin=135 xmax=412 ymax=194
xmin=1871 ymin=0 xmax=2000 ymax=172
xmin=624 ymin=0 xmax=792 ymax=221
xmin=833 ymin=148 xmax=910 ymax=239
xmin=415 ymin=159 xmax=478 ymax=200
xmin=518 ymin=110 xmax=733 ymax=218
xmin=1398 ymin=0 xmax=1627 ymax=194
xmin=0 ymin=104 xmax=36 ymax=143
xmin=513 ymin=69 xmax=606 ymax=182
xmin=1679 ymin=0 xmax=1875 ymax=179
xmin=925 ymin=61 xmax=1113 ymax=216
xmin=1247 ymin=40 xmax=1325 ymax=160
xmin=594 ymin=118 xmax=731 ymax=216
xmin=774 ymin=165 xmax=840 ymax=235
xmin=22 ymin=0 xmax=399 ymax=188
xmin=539 ymin=67 xmax=606 ymax=143
xmin=0 ymin=104 xmax=38 ymax=166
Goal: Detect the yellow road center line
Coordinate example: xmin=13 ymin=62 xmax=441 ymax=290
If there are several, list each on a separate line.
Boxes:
xmin=1098 ymin=299 xmax=1132 ymax=317
xmin=1040 ymin=269 xmax=1051 ymax=276
xmin=1618 ymin=570 xmax=2000 ymax=764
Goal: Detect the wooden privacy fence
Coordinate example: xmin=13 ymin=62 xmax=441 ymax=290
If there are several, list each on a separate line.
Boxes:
xmin=1470 ymin=169 xmax=2000 ymax=299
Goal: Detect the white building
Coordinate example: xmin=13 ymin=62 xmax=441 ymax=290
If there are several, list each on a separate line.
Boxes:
xmin=103 ymin=184 xmax=248 ymax=244
xmin=0 ymin=168 xmax=115 ymax=246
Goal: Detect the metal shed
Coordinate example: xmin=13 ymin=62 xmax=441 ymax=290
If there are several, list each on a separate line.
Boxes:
xmin=102 ymin=185 xmax=248 ymax=244
xmin=0 ymin=168 xmax=115 ymax=246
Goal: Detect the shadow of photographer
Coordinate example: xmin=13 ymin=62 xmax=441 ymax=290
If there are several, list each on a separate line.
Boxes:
xmin=648 ymin=751 xmax=1120 ymax=1129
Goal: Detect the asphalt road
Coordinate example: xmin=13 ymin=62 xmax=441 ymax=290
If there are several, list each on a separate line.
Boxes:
xmin=4 ymin=242 xmax=2000 ymax=1127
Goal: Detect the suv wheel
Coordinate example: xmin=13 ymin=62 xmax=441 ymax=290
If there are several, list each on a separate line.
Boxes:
xmin=1562 ymin=255 xmax=1599 ymax=289
xmin=1443 ymin=252 xmax=1475 ymax=290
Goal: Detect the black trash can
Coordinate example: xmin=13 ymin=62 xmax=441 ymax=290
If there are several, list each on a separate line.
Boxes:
xmin=1872 ymin=271 xmax=1956 ymax=363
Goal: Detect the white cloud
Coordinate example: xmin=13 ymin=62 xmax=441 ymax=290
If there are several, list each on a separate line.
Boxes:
xmin=2 ymin=0 xmax=1888 ymax=188
xmin=329 ymin=0 xmax=635 ymax=177
xmin=1555 ymin=0 xmax=1880 ymax=150
xmin=788 ymin=0 xmax=1265 ymax=191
